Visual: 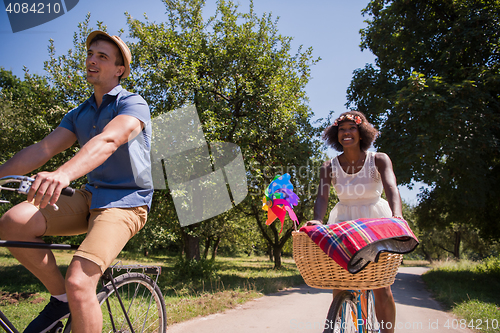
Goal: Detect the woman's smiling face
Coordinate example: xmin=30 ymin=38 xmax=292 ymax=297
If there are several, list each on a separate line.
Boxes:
xmin=337 ymin=120 xmax=361 ymax=148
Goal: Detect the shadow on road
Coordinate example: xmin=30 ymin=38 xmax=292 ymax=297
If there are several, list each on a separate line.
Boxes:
xmin=266 ymin=284 xmax=332 ymax=297
xmin=392 ymin=268 xmax=442 ymax=310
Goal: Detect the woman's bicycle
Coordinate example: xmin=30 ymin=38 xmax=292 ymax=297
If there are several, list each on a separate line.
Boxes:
xmin=293 ymin=230 xmax=403 ymax=333
xmin=324 ymin=289 xmax=377 ymax=333
xmin=0 ymin=176 xmax=167 ymax=333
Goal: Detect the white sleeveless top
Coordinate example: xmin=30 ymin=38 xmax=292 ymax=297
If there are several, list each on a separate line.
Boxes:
xmin=327 ymin=151 xmax=392 ymax=224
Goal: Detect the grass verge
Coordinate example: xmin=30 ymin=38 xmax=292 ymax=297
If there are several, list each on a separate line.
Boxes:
xmin=0 ymin=247 xmax=303 ymax=329
xmin=400 ymin=258 xmax=431 ymax=267
xmin=422 ymin=257 xmax=500 ymax=333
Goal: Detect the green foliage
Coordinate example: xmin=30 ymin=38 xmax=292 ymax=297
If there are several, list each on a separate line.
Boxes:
xmin=454 ymin=301 xmax=500 ymax=333
xmin=473 ymin=255 xmax=500 ymax=275
xmin=170 ymin=256 xmax=220 ymax=282
xmin=406 ymin=201 xmax=500 ymax=261
xmin=125 ymin=0 xmax=324 ymax=266
xmin=423 ymin=258 xmax=500 ymax=333
xmin=423 ymin=258 xmax=500 ymax=307
xmin=0 ymin=69 xmax=70 ymax=162
xmin=347 ymin=0 xmax=500 ymax=240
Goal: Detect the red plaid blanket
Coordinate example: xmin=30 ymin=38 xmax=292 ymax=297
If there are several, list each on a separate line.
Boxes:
xmin=299 ymin=218 xmax=419 ymax=274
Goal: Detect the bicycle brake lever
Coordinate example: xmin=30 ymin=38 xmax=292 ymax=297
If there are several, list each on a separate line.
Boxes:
xmin=0 ymin=177 xmax=28 ymax=204
xmin=17 ymin=177 xmax=35 ymax=195
xmin=0 ymin=176 xmax=59 ymax=210
xmin=0 ymin=176 xmax=35 ymax=195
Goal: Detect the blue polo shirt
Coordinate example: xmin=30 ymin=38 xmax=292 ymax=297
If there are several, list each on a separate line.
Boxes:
xmin=59 ymin=85 xmax=153 ymax=210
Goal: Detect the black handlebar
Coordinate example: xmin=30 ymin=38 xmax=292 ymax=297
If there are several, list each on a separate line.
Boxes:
xmin=61 ymin=186 xmax=75 ymax=197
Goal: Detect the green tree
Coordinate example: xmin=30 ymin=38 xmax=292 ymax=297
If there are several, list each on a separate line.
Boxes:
xmin=2 ymin=1 xmax=324 ymax=265
xmin=0 ymin=68 xmax=77 ymax=180
xmin=346 ymin=0 xmax=500 ymax=247
xmin=126 ymin=0 xmax=323 ymax=267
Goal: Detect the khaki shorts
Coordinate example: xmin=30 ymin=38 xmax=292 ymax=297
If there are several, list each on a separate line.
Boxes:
xmin=39 ymin=189 xmax=147 ymax=273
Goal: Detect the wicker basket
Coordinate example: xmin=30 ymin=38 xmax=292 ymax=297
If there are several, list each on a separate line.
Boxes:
xmin=293 ymin=231 xmax=402 ymax=290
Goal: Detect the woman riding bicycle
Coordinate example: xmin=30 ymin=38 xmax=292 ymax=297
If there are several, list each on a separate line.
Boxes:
xmin=307 ymin=111 xmax=403 ymax=333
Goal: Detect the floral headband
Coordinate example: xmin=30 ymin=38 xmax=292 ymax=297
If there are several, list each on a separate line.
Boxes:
xmin=333 ymin=114 xmax=362 ymax=126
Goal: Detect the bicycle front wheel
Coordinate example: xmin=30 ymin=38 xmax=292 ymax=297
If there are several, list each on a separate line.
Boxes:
xmin=97 ymin=272 xmax=167 ymax=333
xmin=324 ymin=291 xmax=360 ymax=333
xmin=364 ymin=290 xmax=378 ymax=333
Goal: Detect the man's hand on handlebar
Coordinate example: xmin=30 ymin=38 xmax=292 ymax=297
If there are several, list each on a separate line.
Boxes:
xmin=28 ymin=171 xmax=71 ymax=209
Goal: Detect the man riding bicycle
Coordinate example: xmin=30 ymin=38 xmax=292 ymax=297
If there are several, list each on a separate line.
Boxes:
xmin=0 ymin=30 xmax=153 ymax=333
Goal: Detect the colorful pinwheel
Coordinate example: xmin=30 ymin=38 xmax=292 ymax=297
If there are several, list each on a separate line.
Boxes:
xmin=262 ymin=173 xmax=299 ymax=233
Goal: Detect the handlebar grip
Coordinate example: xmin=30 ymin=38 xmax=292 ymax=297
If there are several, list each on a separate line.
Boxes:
xmin=61 ymin=187 xmax=75 ymax=196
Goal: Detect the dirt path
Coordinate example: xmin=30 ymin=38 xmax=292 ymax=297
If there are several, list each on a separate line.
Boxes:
xmin=167 ymin=267 xmax=473 ymax=332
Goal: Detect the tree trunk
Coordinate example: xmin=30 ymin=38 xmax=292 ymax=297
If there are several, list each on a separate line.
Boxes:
xmin=273 ymin=245 xmax=282 ymax=269
xmin=211 ymin=237 xmax=221 ymax=259
xmin=421 ymin=244 xmax=433 ymax=263
xmin=181 ymin=226 xmax=200 ymax=261
xmin=203 ymin=238 xmax=211 ymax=259
xmin=185 ymin=234 xmax=200 ymax=260
xmin=251 ymin=203 xmax=293 ymax=269
xmin=453 ymin=230 xmax=461 ymax=259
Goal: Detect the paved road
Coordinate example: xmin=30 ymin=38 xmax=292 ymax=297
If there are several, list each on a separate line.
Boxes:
xmin=167 ymin=267 xmax=472 ymax=332
xmin=391 ymin=267 xmax=471 ymax=333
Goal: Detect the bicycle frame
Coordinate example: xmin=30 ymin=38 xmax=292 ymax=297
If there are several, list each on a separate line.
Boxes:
xmin=354 ymin=291 xmax=365 ymax=332
xmin=0 ymin=240 xmax=79 ymax=250
xmin=344 ymin=290 xmax=365 ymax=332
xmin=355 ymin=290 xmax=376 ymax=333
xmin=0 ymin=312 xmax=17 ymax=333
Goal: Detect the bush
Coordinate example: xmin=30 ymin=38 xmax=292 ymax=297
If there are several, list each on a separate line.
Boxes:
xmin=171 ymin=257 xmax=220 ymax=282
xmin=474 ymin=255 xmax=500 ymax=275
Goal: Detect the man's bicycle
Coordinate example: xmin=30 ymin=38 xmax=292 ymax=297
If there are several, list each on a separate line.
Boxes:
xmin=0 ymin=176 xmax=167 ymax=333
xmin=293 ymin=230 xmax=403 ymax=333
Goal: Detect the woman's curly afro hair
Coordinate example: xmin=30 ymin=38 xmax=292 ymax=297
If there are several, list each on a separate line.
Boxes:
xmin=323 ymin=111 xmax=379 ymax=152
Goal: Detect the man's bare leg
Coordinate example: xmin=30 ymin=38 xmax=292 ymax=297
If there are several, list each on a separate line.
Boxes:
xmin=0 ymin=202 xmax=65 ymax=294
xmin=65 ymin=257 xmax=103 ymax=333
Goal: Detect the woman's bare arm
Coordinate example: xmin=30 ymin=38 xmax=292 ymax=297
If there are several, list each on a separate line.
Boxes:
xmin=375 ymin=152 xmax=403 ymax=218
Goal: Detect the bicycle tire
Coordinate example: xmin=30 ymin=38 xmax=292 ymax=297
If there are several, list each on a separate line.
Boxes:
xmin=324 ymin=291 xmax=360 ymax=333
xmin=364 ymin=290 xmax=379 ymax=333
xmin=97 ymin=272 xmax=167 ymax=333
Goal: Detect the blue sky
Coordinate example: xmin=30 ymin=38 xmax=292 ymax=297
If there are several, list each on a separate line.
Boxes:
xmin=0 ymin=0 xmax=423 ymax=205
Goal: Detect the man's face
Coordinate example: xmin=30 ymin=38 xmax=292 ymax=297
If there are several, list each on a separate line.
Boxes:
xmin=86 ymin=40 xmax=124 ymax=87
